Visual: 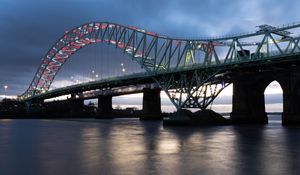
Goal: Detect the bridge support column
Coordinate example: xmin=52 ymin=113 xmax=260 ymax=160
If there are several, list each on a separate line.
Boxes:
xmin=97 ymin=96 xmax=113 ymax=118
xmin=230 ymin=77 xmax=268 ymax=124
xmin=281 ymin=69 xmax=300 ymax=125
xmin=140 ymin=88 xmax=162 ymax=120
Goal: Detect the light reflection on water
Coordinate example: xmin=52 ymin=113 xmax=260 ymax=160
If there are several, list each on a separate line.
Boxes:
xmin=0 ymin=116 xmax=300 ymax=175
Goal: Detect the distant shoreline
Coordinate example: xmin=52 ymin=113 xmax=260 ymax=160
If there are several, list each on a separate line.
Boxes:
xmin=0 ymin=111 xmax=283 ymax=120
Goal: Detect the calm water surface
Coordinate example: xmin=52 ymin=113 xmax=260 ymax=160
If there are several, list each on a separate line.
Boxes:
xmin=0 ymin=115 xmax=300 ymax=175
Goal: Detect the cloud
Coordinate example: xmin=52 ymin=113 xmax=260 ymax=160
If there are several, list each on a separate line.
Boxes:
xmin=0 ymin=0 xmax=299 ymax=96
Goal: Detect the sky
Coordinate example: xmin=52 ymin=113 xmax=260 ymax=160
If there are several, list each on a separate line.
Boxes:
xmin=0 ymin=0 xmax=297 ymax=110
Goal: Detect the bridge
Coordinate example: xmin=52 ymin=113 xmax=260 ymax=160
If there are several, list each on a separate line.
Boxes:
xmin=18 ymin=21 xmax=300 ymax=125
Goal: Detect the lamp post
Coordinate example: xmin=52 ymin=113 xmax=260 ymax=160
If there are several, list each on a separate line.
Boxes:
xmin=4 ymin=85 xmax=8 ymax=99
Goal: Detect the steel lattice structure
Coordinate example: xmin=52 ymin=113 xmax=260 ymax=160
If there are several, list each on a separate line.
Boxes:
xmin=20 ymin=21 xmax=300 ymax=109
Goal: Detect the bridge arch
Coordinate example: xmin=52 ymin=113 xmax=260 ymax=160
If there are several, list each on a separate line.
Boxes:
xmin=50 ymin=43 xmax=144 ymax=89
xmin=22 ymin=22 xmax=146 ymax=98
xmin=21 ymin=22 xmax=202 ymax=99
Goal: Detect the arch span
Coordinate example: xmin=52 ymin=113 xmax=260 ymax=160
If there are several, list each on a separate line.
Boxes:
xmin=21 ymin=22 xmax=206 ymax=99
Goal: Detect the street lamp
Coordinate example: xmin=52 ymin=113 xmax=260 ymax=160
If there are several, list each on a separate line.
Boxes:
xmin=4 ymin=85 xmax=8 ymax=99
xmin=121 ymin=63 xmax=126 ymax=73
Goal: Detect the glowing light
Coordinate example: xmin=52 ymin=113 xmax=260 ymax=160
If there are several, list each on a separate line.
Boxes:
xmin=122 ymin=68 xmax=126 ymax=72
xmin=157 ymin=139 xmax=180 ymax=154
xmin=121 ymin=63 xmax=124 ymax=66
xmin=3 ymin=85 xmax=8 ymax=99
xmin=44 ymin=94 xmax=71 ymax=102
xmin=95 ymin=74 xmax=99 ymax=78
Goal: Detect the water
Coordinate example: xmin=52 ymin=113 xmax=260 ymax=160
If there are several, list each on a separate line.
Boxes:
xmin=0 ymin=115 xmax=300 ymax=175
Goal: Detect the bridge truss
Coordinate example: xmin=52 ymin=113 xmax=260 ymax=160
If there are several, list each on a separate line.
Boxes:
xmin=20 ymin=21 xmax=300 ymax=109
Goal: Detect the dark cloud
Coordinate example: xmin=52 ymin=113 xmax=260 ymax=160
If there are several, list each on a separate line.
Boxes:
xmin=0 ymin=0 xmax=298 ymax=96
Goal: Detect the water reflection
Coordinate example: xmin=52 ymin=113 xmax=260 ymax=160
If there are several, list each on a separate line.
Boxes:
xmin=80 ymin=127 xmax=102 ymax=173
xmin=0 ymin=117 xmax=300 ymax=175
xmin=157 ymin=139 xmax=180 ymax=154
xmin=233 ymin=126 xmax=266 ymax=175
xmin=281 ymin=127 xmax=300 ymax=174
xmin=109 ymin=122 xmax=148 ymax=175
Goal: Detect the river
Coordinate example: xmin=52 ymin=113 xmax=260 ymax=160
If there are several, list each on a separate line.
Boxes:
xmin=0 ymin=115 xmax=299 ymax=175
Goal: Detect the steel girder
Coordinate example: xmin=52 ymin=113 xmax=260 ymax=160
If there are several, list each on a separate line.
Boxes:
xmin=157 ymin=68 xmax=230 ymax=109
xmin=20 ymin=22 xmax=300 ymax=110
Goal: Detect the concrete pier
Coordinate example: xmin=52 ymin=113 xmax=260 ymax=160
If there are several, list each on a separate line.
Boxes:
xmin=140 ymin=88 xmax=162 ymax=120
xmin=230 ymin=75 xmax=268 ymax=124
xmin=281 ymin=69 xmax=300 ymax=125
xmin=230 ymin=68 xmax=300 ymax=125
xmin=97 ymin=96 xmax=113 ymax=118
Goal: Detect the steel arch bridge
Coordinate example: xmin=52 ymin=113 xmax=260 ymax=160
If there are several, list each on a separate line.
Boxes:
xmin=20 ymin=21 xmax=300 ymax=110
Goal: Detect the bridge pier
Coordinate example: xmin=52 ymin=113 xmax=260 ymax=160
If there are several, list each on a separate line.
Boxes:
xmin=140 ymin=88 xmax=162 ymax=120
xmin=230 ymin=75 xmax=268 ymax=124
xmin=281 ymin=69 xmax=300 ymax=125
xmin=97 ymin=96 xmax=113 ymax=118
